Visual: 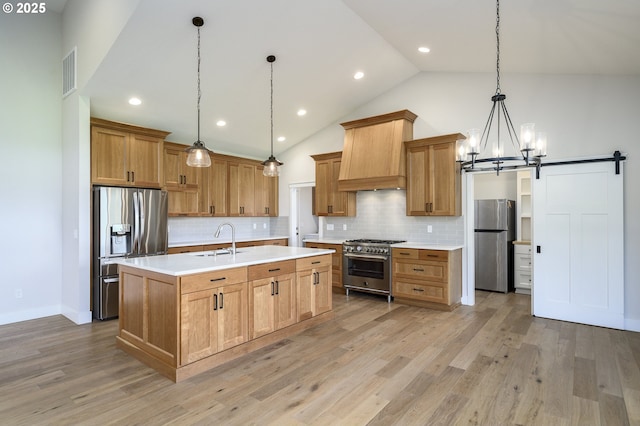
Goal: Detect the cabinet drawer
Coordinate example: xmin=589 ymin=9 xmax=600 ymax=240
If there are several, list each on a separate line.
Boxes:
xmin=394 ymin=260 xmax=447 ymax=282
xmin=181 ymin=267 xmax=247 ymax=294
xmin=248 ymin=260 xmax=296 ymax=281
xmin=392 ymin=248 xmax=449 ymax=262
xmin=514 ymin=254 xmax=532 ymax=271
xmin=296 ymin=254 xmax=331 ymax=270
xmin=394 ymin=279 xmax=446 ymax=304
xmin=514 ymin=244 xmax=532 ymax=255
xmin=168 ymin=245 xmax=204 ymax=254
xmin=515 ymin=271 xmax=532 ymax=289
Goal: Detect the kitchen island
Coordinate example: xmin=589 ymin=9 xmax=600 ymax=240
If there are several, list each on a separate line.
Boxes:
xmin=115 ymin=245 xmax=334 ymax=382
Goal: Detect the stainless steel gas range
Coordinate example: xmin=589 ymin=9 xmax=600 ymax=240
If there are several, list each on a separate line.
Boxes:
xmin=342 ymin=239 xmax=406 ymax=303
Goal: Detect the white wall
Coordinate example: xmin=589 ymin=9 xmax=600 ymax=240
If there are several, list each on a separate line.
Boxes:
xmin=0 ymin=12 xmax=63 ymax=324
xmin=474 ymin=171 xmax=517 ymax=200
xmin=277 ymin=71 xmax=640 ymax=327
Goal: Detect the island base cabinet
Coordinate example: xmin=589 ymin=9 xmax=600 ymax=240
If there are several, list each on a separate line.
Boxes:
xmin=296 ymin=255 xmax=332 ymax=321
xmin=116 ymin=253 xmax=333 ymax=382
xmin=180 ymin=282 xmax=248 ymax=365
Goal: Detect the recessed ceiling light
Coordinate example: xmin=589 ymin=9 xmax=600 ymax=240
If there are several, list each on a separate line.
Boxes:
xmin=353 ymin=71 xmax=364 ymax=80
xmin=277 ymin=136 xmax=286 ymax=142
xmin=128 ymin=97 xmax=142 ymax=106
xmin=418 ymin=46 xmax=431 ymax=54
xmin=297 ymin=109 xmax=307 ymax=116
xmin=216 ymin=120 xmax=226 ymax=127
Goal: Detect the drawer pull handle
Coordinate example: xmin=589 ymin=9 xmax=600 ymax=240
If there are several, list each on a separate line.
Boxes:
xmin=268 ymin=268 xmax=281 ymax=272
xmin=413 ymin=268 xmax=425 ymax=272
xmin=312 ymin=261 xmax=321 ymax=264
xmin=413 ymin=288 xmax=425 ymax=292
xmin=210 ymin=277 xmax=226 ymax=282
xmin=426 ymin=254 xmax=438 ymax=258
xmin=399 ymin=252 xmax=410 ymax=256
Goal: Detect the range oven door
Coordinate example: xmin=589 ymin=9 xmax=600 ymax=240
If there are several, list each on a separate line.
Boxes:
xmin=343 ymin=253 xmax=390 ymax=293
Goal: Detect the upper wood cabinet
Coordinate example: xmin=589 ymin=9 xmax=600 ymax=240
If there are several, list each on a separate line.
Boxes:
xmin=201 ymin=155 xmax=229 ymax=217
xmin=228 ymin=160 xmax=256 ymax=216
xmin=311 ymin=151 xmax=356 ymax=217
xmin=255 ymin=166 xmax=279 ymax=217
xmin=405 ymin=134 xmax=464 ymax=216
xmin=163 ymin=142 xmax=200 ymax=189
xmin=91 ymin=118 xmax=169 ymax=188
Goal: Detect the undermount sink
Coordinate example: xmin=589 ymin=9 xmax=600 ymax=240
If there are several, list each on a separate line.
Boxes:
xmin=191 ymin=249 xmax=243 ymax=257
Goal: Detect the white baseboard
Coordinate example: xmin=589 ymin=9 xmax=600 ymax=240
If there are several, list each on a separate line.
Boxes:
xmin=625 ymin=317 xmax=640 ymax=332
xmin=0 ymin=305 xmax=61 ymax=326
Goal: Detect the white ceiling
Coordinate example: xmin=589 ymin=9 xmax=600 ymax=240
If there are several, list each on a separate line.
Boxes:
xmin=81 ymin=0 xmax=640 ymax=160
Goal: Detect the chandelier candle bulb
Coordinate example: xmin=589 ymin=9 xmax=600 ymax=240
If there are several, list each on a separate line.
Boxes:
xmin=520 ymin=123 xmax=535 ymax=151
xmin=467 ymin=128 xmax=481 ymax=155
xmin=535 ymin=131 xmax=547 ymax=157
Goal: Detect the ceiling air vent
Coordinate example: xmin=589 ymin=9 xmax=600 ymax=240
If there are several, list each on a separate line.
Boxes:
xmin=62 ymin=47 xmax=77 ymax=98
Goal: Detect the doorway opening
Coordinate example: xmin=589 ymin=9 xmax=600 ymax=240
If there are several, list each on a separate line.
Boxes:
xmin=289 ymin=182 xmax=318 ymax=247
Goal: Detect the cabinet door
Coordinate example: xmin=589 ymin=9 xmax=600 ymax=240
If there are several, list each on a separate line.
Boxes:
xmin=91 ymin=126 xmax=129 ymax=186
xmin=329 ymin=159 xmax=347 ymax=216
xmin=217 ymin=282 xmax=248 ymax=350
xmin=167 ymin=188 xmax=200 ymax=216
xmin=208 ymin=157 xmax=228 ymax=216
xmin=163 ymin=146 xmax=182 ymax=187
xmin=249 ymin=277 xmax=275 ymax=339
xmin=181 ymin=289 xmax=218 ymax=365
xmin=429 ymin=142 xmax=457 ymax=216
xmin=254 ymin=167 xmax=279 ymax=217
xmin=406 ymin=145 xmax=429 ymax=216
xmin=314 ymin=161 xmax=331 ymax=216
xmin=228 ymin=162 xmax=255 ymax=216
xmin=129 ymin=134 xmax=162 ymax=188
xmin=274 ymin=273 xmax=297 ymax=330
xmin=314 ymin=266 xmax=332 ymax=315
xmin=296 ymin=269 xmax=314 ymax=321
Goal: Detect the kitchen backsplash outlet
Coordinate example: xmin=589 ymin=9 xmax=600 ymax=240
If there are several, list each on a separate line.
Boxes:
xmin=321 ymin=190 xmax=464 ymax=245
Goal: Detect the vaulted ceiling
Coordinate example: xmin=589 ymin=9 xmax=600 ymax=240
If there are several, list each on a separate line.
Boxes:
xmin=79 ymin=0 xmax=640 ymax=159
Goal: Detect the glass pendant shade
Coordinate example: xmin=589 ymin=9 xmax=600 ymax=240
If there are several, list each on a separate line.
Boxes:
xmin=520 ymin=123 xmax=535 ymax=152
xmin=262 ymin=156 xmax=282 ymax=177
xmin=186 ymin=141 xmax=211 ymax=167
xmin=466 ymin=128 xmax=481 ymax=155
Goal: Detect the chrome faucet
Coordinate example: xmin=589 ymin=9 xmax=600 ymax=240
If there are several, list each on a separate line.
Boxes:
xmin=214 ymin=222 xmax=236 ymax=254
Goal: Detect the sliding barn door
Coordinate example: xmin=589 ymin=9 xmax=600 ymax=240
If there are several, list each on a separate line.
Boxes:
xmin=532 ymin=162 xmax=624 ymax=329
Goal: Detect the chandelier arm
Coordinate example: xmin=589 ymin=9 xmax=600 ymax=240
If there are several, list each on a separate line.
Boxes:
xmin=500 ymin=101 xmax=523 ymax=155
xmin=270 ymin=58 xmax=274 ymax=156
xmin=480 ymin=101 xmax=498 ymax=153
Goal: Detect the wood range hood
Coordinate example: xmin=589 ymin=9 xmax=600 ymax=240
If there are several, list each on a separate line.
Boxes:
xmin=337 ymin=110 xmax=417 ymax=192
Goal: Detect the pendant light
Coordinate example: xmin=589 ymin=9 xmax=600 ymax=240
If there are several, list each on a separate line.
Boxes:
xmin=185 ymin=16 xmax=212 ymax=168
xmin=459 ymin=0 xmax=547 ymax=174
xmin=261 ymin=55 xmax=283 ymax=177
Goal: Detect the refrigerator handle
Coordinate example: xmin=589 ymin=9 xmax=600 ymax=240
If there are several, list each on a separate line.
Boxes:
xmin=139 ymin=191 xmax=145 ymax=253
xmin=133 ymin=191 xmax=140 ymax=255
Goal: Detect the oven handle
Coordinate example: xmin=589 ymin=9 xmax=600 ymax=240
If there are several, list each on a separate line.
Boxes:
xmin=343 ymin=253 xmax=389 ymax=261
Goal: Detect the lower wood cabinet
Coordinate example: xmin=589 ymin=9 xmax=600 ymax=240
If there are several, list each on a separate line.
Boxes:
xmin=180 ymin=268 xmax=248 ymax=365
xmin=392 ymin=248 xmax=462 ymax=311
xmin=248 ymin=260 xmax=297 ymax=339
xmin=296 ymin=255 xmax=332 ymax=321
xmin=304 ymin=242 xmax=343 ymax=292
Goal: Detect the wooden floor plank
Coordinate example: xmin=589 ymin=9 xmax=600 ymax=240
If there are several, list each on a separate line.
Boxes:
xmin=0 ymin=292 xmax=636 ymax=425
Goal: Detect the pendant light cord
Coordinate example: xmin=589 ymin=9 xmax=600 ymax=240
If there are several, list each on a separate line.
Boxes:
xmin=197 ymin=25 xmax=202 ymax=143
xmin=270 ymin=58 xmax=274 ymax=156
xmin=495 ymin=0 xmax=501 ymax=95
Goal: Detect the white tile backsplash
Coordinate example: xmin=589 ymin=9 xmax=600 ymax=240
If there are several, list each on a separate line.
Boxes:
xmin=321 ymin=190 xmax=464 ymax=244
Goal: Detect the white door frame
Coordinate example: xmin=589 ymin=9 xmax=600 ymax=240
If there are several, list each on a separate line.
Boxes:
xmin=289 ymin=182 xmax=315 ymax=247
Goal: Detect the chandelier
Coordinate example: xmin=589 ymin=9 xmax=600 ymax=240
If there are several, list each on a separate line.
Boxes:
xmin=458 ymin=0 xmax=547 ymax=174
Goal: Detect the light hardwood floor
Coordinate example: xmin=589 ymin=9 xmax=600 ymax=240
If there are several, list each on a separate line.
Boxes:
xmin=1 ymin=291 xmax=638 ymax=425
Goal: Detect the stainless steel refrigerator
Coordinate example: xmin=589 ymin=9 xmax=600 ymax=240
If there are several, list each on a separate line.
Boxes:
xmin=93 ymin=186 xmax=168 ymax=320
xmin=474 ymin=199 xmax=515 ymax=293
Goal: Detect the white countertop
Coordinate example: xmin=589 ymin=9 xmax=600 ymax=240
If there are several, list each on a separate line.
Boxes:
xmin=169 ymin=235 xmax=288 ymax=248
xmin=115 ymin=245 xmax=335 ymax=276
xmin=304 ymin=239 xmax=463 ymax=251
xmin=392 ymin=242 xmax=464 ymax=251
xmin=303 ymin=238 xmax=345 ymax=245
